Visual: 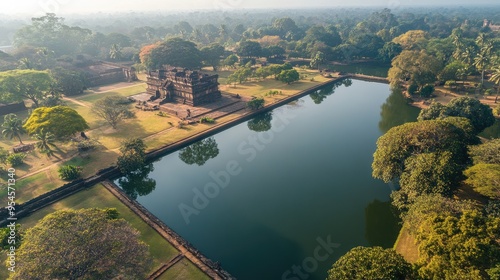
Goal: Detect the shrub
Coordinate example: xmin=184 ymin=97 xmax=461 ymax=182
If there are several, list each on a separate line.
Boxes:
xmin=58 ymin=165 xmax=82 ymax=181
xmin=76 ymin=139 xmax=98 ymax=153
xmin=265 ymin=90 xmax=279 ymax=96
xmin=247 ymin=98 xmax=265 ymax=110
xmin=6 ymin=153 xmax=26 ymax=167
xmin=420 ymin=84 xmax=435 ymax=97
xmin=199 ymin=117 xmax=215 ymax=124
xmin=408 ymin=83 xmax=418 ymax=95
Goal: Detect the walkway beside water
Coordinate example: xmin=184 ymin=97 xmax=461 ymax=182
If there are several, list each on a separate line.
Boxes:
xmin=101 ymin=180 xmax=235 ymax=280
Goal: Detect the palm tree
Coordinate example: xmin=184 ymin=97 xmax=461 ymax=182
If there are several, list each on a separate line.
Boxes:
xmin=33 ymin=128 xmax=57 ymax=157
xmin=109 ymin=44 xmax=123 ymax=61
xmin=490 ymin=65 xmax=500 ymax=103
xmin=18 ymin=57 xmax=33 ymax=70
xmin=1 ymin=114 xmax=25 ymax=145
xmin=474 ymin=44 xmax=492 ymax=87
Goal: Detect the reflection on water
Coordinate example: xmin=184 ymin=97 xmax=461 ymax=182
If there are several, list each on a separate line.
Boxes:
xmin=364 ymin=200 xmax=401 ymax=248
xmin=117 ymin=163 xmax=156 ymax=200
xmin=379 ymin=87 xmax=420 ymax=133
xmin=247 ymin=112 xmax=273 ymax=132
xmin=118 ymin=80 xmax=420 ymax=280
xmin=178 ymin=137 xmax=219 ymax=166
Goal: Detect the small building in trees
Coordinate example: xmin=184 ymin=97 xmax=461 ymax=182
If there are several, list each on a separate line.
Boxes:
xmin=146 ymin=67 xmax=221 ymax=106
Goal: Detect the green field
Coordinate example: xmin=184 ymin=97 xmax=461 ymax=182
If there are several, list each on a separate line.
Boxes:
xmin=14 ymin=183 xmax=209 ymax=279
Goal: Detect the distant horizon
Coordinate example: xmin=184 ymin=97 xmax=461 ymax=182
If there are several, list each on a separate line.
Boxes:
xmin=2 ymin=0 xmax=500 ymax=18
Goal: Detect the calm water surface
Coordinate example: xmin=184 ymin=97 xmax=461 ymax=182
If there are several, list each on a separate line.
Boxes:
xmin=117 ymin=80 xmax=421 ymax=280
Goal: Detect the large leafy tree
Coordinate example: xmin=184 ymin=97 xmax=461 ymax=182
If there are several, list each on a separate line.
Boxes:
xmin=14 ymin=13 xmax=91 ymax=56
xmin=418 ymin=96 xmax=495 ymax=133
xmin=200 ymin=43 xmax=224 ymax=71
xmin=11 ymin=208 xmax=152 ymax=280
xmin=402 ymin=194 xmax=477 ymax=234
xmin=1 ymin=113 xmax=25 ymax=145
xmin=49 ymin=67 xmax=88 ymax=96
xmin=392 ymin=151 xmax=463 ymax=211
xmin=387 ymin=50 xmax=442 ymax=90
xmin=91 ymin=96 xmax=134 ymax=129
xmin=372 ymin=119 xmax=472 ymax=183
xmin=179 ymin=137 xmax=219 ymax=166
xmin=237 ymin=40 xmax=262 ymax=58
xmin=469 ymin=139 xmax=500 ymax=165
xmin=392 ymin=30 xmax=430 ymax=50
xmin=276 ymin=69 xmax=300 ymax=85
xmin=464 ymin=164 xmax=500 ymax=199
xmin=328 ymin=246 xmax=414 ymax=280
xmin=0 ymin=70 xmax=52 ymax=107
xmin=142 ymin=37 xmax=202 ymax=69
xmin=416 ymin=210 xmax=500 ymax=280
xmin=23 ymin=106 xmax=89 ymax=139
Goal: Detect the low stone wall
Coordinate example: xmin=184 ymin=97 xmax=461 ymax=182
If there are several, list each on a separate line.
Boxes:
xmin=0 ymin=167 xmax=121 ymax=226
xmin=0 ymin=102 xmax=26 ymax=115
xmin=102 ymin=180 xmax=235 ymax=279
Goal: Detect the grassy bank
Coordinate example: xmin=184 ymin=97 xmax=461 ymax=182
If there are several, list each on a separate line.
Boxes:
xmin=10 ymin=183 xmax=208 ymax=279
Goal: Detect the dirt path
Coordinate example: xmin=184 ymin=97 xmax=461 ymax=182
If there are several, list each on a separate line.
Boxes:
xmin=62 ymin=96 xmax=90 ymax=108
xmin=90 ymin=82 xmax=143 ymax=93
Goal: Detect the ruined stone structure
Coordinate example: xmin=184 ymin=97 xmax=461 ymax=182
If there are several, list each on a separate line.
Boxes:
xmin=146 ymin=68 xmax=221 ymax=106
xmin=84 ymin=61 xmax=137 ymax=86
xmin=483 ymin=19 xmax=500 ymax=32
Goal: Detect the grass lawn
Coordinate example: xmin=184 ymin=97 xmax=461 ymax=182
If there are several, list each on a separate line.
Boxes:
xmin=393 ymin=225 xmax=419 ymax=263
xmin=158 ymin=259 xmax=211 ymax=280
xmin=18 ymin=183 xmax=182 ymax=274
xmin=89 ymin=109 xmax=180 ymax=150
xmin=219 ymin=68 xmax=331 ymax=104
xmin=76 ymin=83 xmax=147 ymax=104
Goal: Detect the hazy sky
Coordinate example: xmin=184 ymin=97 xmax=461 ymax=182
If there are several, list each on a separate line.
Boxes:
xmin=3 ymin=0 xmax=499 ymax=16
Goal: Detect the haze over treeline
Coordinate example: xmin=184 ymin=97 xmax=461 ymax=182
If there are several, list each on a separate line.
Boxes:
xmin=3 ymin=0 xmax=500 ymax=16
xmin=1 ymin=6 xmax=500 ymax=47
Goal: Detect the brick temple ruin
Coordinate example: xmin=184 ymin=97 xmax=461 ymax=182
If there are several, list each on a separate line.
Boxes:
xmin=146 ymin=67 xmax=221 ymax=106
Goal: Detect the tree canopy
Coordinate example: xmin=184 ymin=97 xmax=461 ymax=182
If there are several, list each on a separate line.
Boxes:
xmin=11 ymin=208 xmax=152 ymax=280
xmin=0 ymin=70 xmax=52 ymax=107
xmin=372 ymin=119 xmax=472 ymax=183
xmin=464 ymin=163 xmax=500 ymax=200
xmin=201 ymin=43 xmax=224 ymax=71
xmin=416 ymin=210 xmax=500 ymax=280
xmin=469 ymin=139 xmax=500 ymax=165
xmin=387 ymin=50 xmax=442 ymax=90
xmin=23 ymin=106 xmax=89 ymax=139
xmin=328 ymin=246 xmax=414 ymax=280
xmin=91 ymin=96 xmax=134 ymax=129
xmin=276 ymin=69 xmax=300 ymax=84
xmin=141 ymin=37 xmax=202 ymax=69
xmin=418 ymin=97 xmax=495 ymax=133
